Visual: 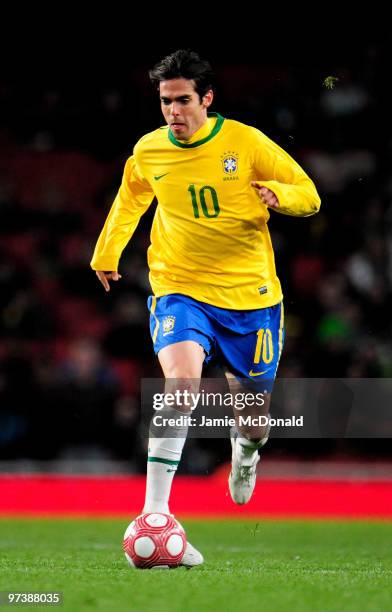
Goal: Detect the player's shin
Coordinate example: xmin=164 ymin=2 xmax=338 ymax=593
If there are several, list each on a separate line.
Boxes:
xmin=142 ymin=405 xmax=189 ymax=515
xmin=233 ymin=389 xmax=271 ymax=462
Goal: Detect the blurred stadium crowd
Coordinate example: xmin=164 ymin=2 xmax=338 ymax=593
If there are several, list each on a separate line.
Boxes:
xmin=0 ymin=43 xmax=390 ymax=469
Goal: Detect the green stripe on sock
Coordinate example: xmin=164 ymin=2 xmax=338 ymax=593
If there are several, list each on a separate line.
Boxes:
xmin=240 ymin=440 xmax=264 ymax=450
xmin=148 ymin=457 xmax=180 ymax=466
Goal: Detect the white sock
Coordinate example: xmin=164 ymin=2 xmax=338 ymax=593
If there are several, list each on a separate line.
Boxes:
xmin=143 ymin=411 xmax=188 ymax=514
xmin=236 ymin=422 xmax=270 ymax=463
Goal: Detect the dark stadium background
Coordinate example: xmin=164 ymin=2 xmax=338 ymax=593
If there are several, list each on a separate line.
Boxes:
xmin=1 ymin=33 xmax=391 ymax=476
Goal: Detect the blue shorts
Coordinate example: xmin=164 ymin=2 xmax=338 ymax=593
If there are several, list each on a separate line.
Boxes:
xmin=147 ymin=294 xmax=285 ymax=391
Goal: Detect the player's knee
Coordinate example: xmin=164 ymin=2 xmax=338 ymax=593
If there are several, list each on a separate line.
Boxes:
xmin=164 ymin=364 xmax=200 ymax=379
xmin=163 ymin=378 xmax=200 ymax=413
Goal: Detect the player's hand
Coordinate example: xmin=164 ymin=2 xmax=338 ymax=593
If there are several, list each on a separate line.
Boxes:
xmin=95 ymin=270 xmax=122 ymax=292
xmin=251 ymin=182 xmax=280 ymax=209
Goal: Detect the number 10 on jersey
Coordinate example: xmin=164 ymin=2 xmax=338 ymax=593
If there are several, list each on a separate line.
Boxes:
xmin=188 ymin=185 xmax=220 ymax=218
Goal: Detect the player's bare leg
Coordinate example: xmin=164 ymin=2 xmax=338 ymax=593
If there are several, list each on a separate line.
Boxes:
xmin=226 ymin=372 xmax=271 ymax=504
xmin=143 ymin=340 xmax=205 ymax=567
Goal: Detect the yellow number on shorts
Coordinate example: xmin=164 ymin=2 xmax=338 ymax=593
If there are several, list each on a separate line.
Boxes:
xmin=253 ymin=328 xmax=274 ymax=365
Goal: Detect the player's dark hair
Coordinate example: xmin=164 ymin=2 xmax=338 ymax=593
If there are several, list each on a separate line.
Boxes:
xmin=149 ymin=49 xmax=215 ymax=102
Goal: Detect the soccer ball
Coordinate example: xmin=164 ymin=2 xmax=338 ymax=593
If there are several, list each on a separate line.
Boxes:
xmin=123 ymin=513 xmax=187 ymax=569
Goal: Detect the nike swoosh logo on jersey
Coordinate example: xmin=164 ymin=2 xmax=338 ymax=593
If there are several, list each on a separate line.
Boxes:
xmin=248 ymin=369 xmax=269 ymax=377
xmin=154 ymin=172 xmax=170 ymax=181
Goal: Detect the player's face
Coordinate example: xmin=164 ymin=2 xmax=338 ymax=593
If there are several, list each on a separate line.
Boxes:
xmin=159 ymin=78 xmax=213 ymax=140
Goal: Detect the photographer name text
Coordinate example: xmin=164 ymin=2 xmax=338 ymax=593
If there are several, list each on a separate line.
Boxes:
xmin=152 ymin=415 xmax=303 ymax=428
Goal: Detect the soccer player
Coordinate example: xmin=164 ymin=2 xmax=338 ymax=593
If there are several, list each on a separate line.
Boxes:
xmin=91 ymin=50 xmax=321 ymax=567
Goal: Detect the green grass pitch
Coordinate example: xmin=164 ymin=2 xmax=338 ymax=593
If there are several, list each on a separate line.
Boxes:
xmin=0 ymin=518 xmax=391 ymax=611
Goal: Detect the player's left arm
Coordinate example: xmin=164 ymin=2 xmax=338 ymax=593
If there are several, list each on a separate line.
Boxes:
xmin=250 ymin=129 xmax=321 ymax=217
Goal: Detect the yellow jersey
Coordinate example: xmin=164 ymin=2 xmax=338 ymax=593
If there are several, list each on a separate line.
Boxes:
xmin=90 ymin=113 xmax=321 ymax=310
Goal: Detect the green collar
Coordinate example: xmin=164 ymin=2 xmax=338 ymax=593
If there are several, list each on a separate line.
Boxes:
xmin=168 ymin=112 xmax=225 ymax=148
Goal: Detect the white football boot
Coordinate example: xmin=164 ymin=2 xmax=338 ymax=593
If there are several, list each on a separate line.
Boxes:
xmin=170 ymin=514 xmax=203 ymax=568
xmin=180 ymin=541 xmax=204 ymax=567
xmin=228 ymin=427 xmax=268 ymax=505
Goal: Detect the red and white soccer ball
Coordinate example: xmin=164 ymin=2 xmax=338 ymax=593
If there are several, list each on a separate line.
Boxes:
xmin=123 ymin=513 xmax=187 ymax=569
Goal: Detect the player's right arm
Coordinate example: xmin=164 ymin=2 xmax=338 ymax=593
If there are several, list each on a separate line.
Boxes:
xmin=90 ymin=154 xmax=154 ymax=291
